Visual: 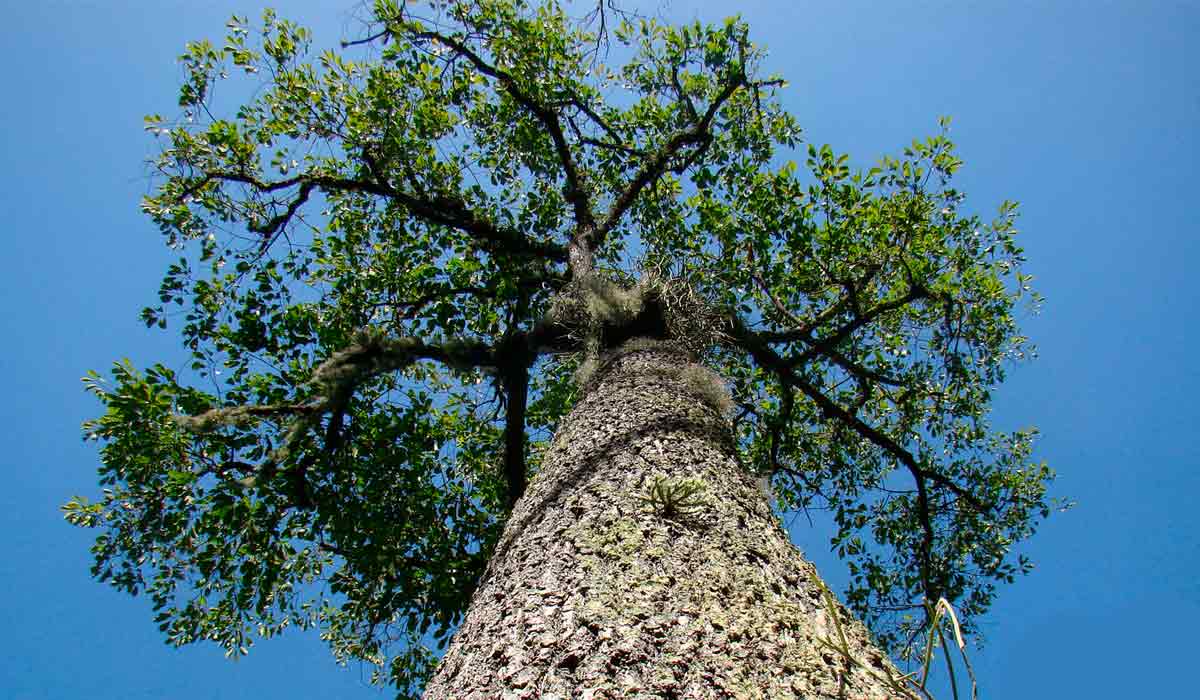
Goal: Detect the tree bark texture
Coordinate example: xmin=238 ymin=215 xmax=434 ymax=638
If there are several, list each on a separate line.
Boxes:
xmin=423 ymin=344 xmax=900 ymax=699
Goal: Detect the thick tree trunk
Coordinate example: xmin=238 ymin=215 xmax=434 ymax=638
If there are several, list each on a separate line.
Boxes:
xmin=424 ymin=343 xmax=901 ymax=699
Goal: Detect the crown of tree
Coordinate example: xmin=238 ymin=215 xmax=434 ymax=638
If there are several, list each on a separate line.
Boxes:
xmin=65 ymin=0 xmax=1056 ymax=694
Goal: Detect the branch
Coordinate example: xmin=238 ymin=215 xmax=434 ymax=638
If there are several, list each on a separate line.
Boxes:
xmin=312 ymin=333 xmax=495 ymax=404
xmin=735 ymin=321 xmax=989 ymax=515
xmin=564 ymin=110 xmax=644 ymax=157
xmin=575 ymin=134 xmax=646 ymax=157
xmin=751 ymin=262 xmax=884 ymax=345
xmin=563 ymin=93 xmax=626 ymax=146
xmin=199 ymin=169 xmax=568 ymax=261
xmin=181 ymin=334 xmax=496 ymax=436
xmin=399 ymin=25 xmax=595 ymax=233
xmin=670 ymin=62 xmax=698 ymax=122
xmin=594 ymin=73 xmax=745 ymax=244
xmin=729 ymin=318 xmax=992 ymax=603
xmin=788 ymin=286 xmax=929 ymax=365
xmin=746 ymin=250 xmax=902 ymax=387
xmin=768 ymin=380 xmax=795 ymax=475
xmin=247 ymin=180 xmax=314 ymax=252
xmin=174 ymin=402 xmax=323 ymax=433
xmin=821 ymin=347 xmax=906 ymax=388
xmin=382 ymin=267 xmax=564 ymax=322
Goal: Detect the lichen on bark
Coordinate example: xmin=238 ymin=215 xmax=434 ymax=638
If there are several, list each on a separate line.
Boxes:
xmin=423 ymin=342 xmax=901 ymax=699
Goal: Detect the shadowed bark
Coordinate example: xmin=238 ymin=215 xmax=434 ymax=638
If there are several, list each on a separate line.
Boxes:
xmin=423 ymin=343 xmax=900 ymax=699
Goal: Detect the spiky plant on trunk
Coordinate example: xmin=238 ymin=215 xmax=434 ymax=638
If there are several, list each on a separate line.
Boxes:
xmin=65 ymin=1 xmax=1057 ymax=697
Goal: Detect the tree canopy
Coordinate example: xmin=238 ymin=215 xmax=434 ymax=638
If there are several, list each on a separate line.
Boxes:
xmin=65 ymin=0 xmax=1056 ymax=694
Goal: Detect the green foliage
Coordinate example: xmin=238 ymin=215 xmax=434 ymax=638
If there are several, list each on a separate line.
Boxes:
xmin=67 ymin=1 xmax=1059 ymax=694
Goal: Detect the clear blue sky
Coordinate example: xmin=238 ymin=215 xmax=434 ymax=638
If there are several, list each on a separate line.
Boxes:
xmin=3 ymin=1 xmax=1197 ymax=698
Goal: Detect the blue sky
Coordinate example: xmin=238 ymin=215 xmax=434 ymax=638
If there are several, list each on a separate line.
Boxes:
xmin=2 ymin=1 xmax=1197 ymax=698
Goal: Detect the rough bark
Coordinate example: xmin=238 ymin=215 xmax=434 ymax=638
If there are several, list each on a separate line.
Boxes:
xmin=424 ymin=343 xmax=902 ymax=699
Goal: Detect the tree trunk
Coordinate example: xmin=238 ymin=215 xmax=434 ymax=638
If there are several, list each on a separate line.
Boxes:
xmin=424 ymin=343 xmax=901 ymax=699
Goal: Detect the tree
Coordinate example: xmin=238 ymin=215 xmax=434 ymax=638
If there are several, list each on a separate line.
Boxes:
xmin=64 ymin=0 xmax=1056 ymax=697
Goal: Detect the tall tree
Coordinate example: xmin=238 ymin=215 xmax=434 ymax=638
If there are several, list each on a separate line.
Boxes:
xmin=65 ymin=0 xmax=1055 ymax=696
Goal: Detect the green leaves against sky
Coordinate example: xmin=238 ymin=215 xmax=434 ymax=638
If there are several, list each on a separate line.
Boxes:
xmin=66 ymin=1 xmax=1056 ymax=695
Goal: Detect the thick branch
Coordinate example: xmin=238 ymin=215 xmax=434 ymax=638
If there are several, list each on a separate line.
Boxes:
xmin=497 ymin=334 xmax=535 ymax=510
xmin=312 ymin=334 xmax=495 ymax=407
xmin=174 ymin=402 xmax=323 ymax=433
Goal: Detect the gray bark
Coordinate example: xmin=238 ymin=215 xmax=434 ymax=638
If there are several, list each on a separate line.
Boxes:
xmin=424 ymin=343 xmax=902 ymax=699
